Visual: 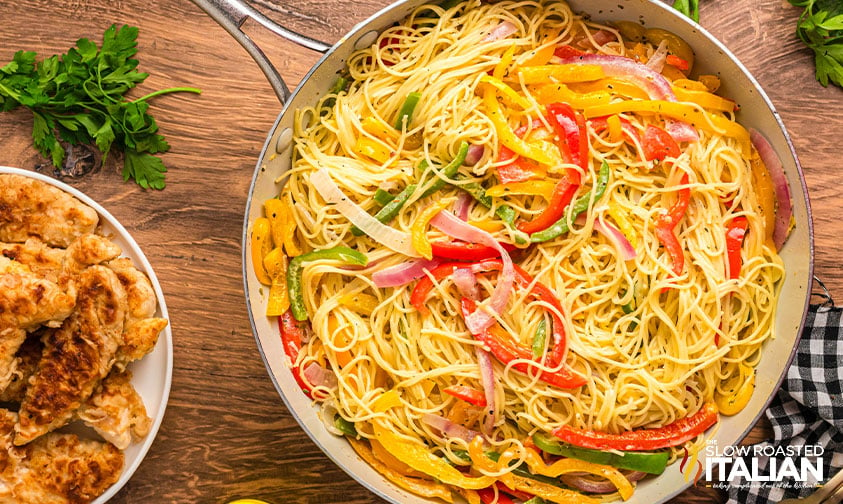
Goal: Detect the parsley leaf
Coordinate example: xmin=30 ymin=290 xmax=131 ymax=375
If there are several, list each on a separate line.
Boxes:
xmin=788 ymin=0 xmax=843 ymax=88
xmin=0 ymin=24 xmax=201 ymax=189
xmin=671 ymin=0 xmax=700 ymax=24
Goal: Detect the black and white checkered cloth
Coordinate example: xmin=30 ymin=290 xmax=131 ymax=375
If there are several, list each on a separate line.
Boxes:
xmin=725 ymin=302 xmax=843 ymax=503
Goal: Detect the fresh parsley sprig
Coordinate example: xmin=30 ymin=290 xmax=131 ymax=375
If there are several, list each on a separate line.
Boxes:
xmin=788 ymin=0 xmax=843 ymax=88
xmin=0 ymin=24 xmax=201 ymax=189
xmin=672 ymin=0 xmax=700 ymax=24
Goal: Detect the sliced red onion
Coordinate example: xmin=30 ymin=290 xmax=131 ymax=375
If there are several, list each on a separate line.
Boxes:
xmin=454 ymin=192 xmax=473 ymax=221
xmin=591 ymin=29 xmax=617 ymax=46
xmin=430 ymin=211 xmax=515 ymax=334
xmin=557 ymin=53 xmax=699 ymax=143
xmin=303 ymin=361 xmax=338 ymax=390
xmin=749 ymin=129 xmax=793 ymax=251
xmin=421 ymin=413 xmax=484 ymax=443
xmin=464 ymin=144 xmax=485 ymax=166
xmin=645 ymin=40 xmax=669 ymax=73
xmin=560 ymin=471 xmax=647 ymax=494
xmin=372 ymin=258 xmax=440 ymax=288
xmin=475 ymin=347 xmax=497 ymax=436
xmin=482 ymin=21 xmax=518 ymax=42
xmin=594 ymin=216 xmax=637 ymax=261
xmin=453 ymin=267 xmax=481 ymax=301
xmin=310 ymin=169 xmax=419 ymax=257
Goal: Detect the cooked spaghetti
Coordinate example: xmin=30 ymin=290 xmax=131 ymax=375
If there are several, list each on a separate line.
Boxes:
xmin=250 ymin=0 xmax=788 ymax=501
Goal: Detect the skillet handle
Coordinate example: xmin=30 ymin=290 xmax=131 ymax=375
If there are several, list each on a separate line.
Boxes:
xmin=191 ymin=0 xmax=332 ymax=103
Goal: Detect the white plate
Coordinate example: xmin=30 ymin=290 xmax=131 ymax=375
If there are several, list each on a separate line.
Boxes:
xmin=0 ymin=166 xmax=173 ymax=503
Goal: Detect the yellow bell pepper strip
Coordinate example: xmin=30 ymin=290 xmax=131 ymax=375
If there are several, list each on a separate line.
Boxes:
xmin=672 ymin=78 xmax=708 ymax=92
xmin=583 ymin=100 xmax=750 ymax=153
xmin=479 ymin=75 xmax=532 ymax=109
xmin=569 ymin=78 xmax=650 ymax=100
xmin=516 ymin=178 xmax=579 ymax=235
xmin=348 ymin=437 xmax=456 ymax=503
xmin=263 ymin=247 xmax=290 ymax=316
xmin=494 ymin=43 xmax=516 ymax=79
xmin=486 ymin=180 xmax=556 ymax=201
xmin=354 ymin=136 xmax=392 ymax=163
xmin=394 ymin=91 xmax=422 ymax=130
xmin=372 ymin=390 xmax=497 ymax=490
xmin=529 ymin=83 xmax=612 ymax=108
xmin=654 ymin=173 xmax=690 ymax=278
xmin=509 ymin=64 xmax=605 ymax=84
xmin=338 ymin=292 xmax=379 ymax=315
xmin=529 ymin=161 xmax=610 ymax=243
xmin=361 ymin=115 xmax=398 ymax=140
xmin=412 ymin=200 xmax=452 ymax=259
xmin=552 ymin=403 xmax=719 ymax=451
xmin=607 ymin=201 xmax=639 ymax=248
xmin=467 ymin=439 xmax=600 ymax=504
xmin=714 ymin=365 xmax=756 ymax=416
xmin=749 ymin=145 xmax=777 ymax=248
xmin=672 ymin=86 xmax=736 ymax=113
xmin=287 ymin=246 xmax=369 ymax=321
xmin=484 ymin=87 xmax=554 ymax=165
xmin=250 ymin=217 xmax=273 ymax=285
xmin=606 ymin=114 xmax=624 ymax=143
xmin=520 ymin=30 xmax=560 ymax=67
xmin=264 ymin=198 xmax=301 ymax=256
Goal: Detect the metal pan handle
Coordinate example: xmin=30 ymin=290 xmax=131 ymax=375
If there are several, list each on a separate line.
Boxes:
xmin=191 ymin=0 xmax=332 ymax=103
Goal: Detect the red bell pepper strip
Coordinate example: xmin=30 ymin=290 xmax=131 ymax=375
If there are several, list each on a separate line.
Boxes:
xmin=553 ymin=44 xmax=585 ymax=59
xmin=477 ymin=487 xmax=516 ymax=504
xmin=443 ymin=385 xmax=488 ymax=407
xmin=546 ymin=102 xmax=588 ymax=184
xmin=462 ymin=298 xmax=586 ymax=389
xmin=279 ymin=309 xmax=317 ymax=399
xmin=665 ymin=54 xmax=690 ymax=71
xmin=430 ymin=240 xmax=517 ymax=261
xmin=725 ymin=216 xmax=749 ymax=279
xmin=655 ymin=173 xmax=691 ymax=277
xmin=642 ymin=124 xmax=681 ymax=162
xmin=551 ymin=403 xmax=719 ymax=451
xmin=516 ymin=177 xmax=579 ymax=235
xmin=410 ymin=260 xmax=499 ymax=316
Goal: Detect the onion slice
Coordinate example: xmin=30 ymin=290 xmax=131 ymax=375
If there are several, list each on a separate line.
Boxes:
xmin=749 ymin=129 xmax=793 ymax=251
xmin=594 ymin=216 xmax=637 ymax=261
xmin=303 ymin=361 xmax=338 ymax=391
xmin=430 ymin=211 xmax=515 ymax=334
xmin=310 ymin=169 xmax=419 ymax=257
xmin=557 ymin=53 xmax=699 ymax=143
xmin=372 ymin=258 xmax=440 ymax=288
xmin=421 ymin=413 xmax=484 ymax=443
xmin=475 ymin=347 xmax=497 ymax=436
xmin=483 ymin=21 xmax=518 ymax=42
xmin=561 ymin=471 xmax=647 ymax=494
xmin=464 ymin=144 xmax=485 ymax=166
xmin=453 ymin=267 xmax=481 ymax=301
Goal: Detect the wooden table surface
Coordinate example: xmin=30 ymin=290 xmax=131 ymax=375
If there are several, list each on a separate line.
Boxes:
xmin=0 ymin=0 xmax=839 ymax=503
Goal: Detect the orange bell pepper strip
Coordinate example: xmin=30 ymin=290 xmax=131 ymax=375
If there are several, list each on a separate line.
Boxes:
xmin=655 ymin=172 xmax=691 ymax=277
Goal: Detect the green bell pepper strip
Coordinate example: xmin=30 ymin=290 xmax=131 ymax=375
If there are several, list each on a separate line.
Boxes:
xmin=531 ymin=318 xmax=548 ymax=359
xmin=529 ymin=160 xmax=610 ymax=243
xmin=334 ymin=414 xmax=358 ymax=437
xmin=351 ymin=142 xmax=469 ymax=236
xmin=287 ymin=246 xmax=369 ymax=321
xmin=531 ymin=432 xmax=669 ymax=475
xmin=394 ymin=91 xmax=422 ymax=130
xmin=373 ymin=188 xmax=395 ymax=206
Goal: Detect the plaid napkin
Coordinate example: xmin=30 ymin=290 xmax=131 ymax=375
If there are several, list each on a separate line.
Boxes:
xmin=725 ymin=291 xmax=843 ymax=503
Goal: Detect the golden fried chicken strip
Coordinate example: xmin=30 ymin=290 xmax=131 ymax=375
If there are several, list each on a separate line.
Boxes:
xmin=0 ymin=409 xmax=123 ymax=504
xmin=0 ymin=257 xmax=76 ymax=393
xmin=0 ymin=332 xmax=43 ymax=403
xmin=76 ymin=369 xmax=151 ymax=450
xmin=0 ymin=174 xmax=98 ymax=248
xmin=106 ymin=257 xmax=167 ymax=368
xmin=15 ymin=265 xmax=126 ymax=446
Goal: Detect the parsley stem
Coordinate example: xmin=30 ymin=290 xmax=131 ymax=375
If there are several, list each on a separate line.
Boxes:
xmin=133 ymin=86 xmax=202 ymax=103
